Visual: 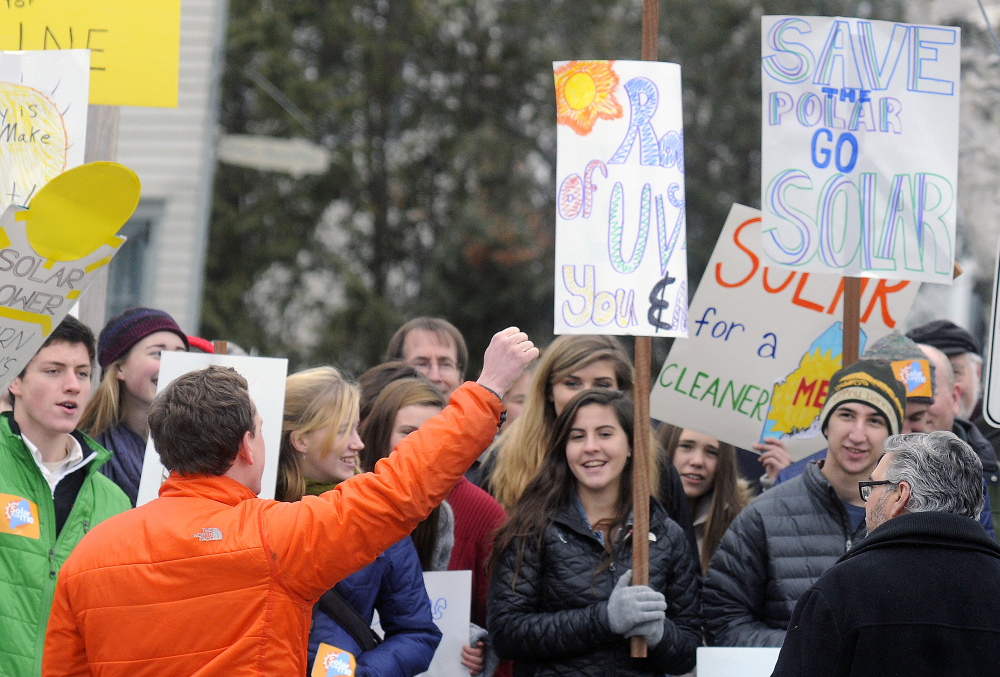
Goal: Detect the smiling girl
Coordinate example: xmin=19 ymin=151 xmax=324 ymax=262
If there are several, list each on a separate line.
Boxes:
xmin=79 ymin=307 xmax=189 ymax=505
xmin=660 ymin=424 xmax=751 ymax=575
xmin=277 ymin=367 xmax=441 ymax=677
xmin=361 ymin=377 xmax=509 ymax=677
xmin=488 ymin=390 xmax=700 ymax=676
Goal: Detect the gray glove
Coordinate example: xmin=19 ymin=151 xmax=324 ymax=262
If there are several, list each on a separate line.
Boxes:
xmin=606 ymin=569 xmax=667 ymax=636
xmin=625 ymin=617 xmax=665 ymax=649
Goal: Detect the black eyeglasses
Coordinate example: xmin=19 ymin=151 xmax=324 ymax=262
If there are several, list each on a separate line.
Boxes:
xmin=858 ymin=480 xmax=894 ymax=502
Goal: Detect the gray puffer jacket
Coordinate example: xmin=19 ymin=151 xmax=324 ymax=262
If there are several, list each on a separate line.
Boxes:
xmin=702 ymin=460 xmax=865 ymax=647
xmin=488 ymin=499 xmax=700 ymax=676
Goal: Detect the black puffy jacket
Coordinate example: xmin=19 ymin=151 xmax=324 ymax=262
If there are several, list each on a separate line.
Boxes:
xmin=702 ymin=460 xmax=865 ymax=647
xmin=487 ymin=499 xmax=700 ymax=676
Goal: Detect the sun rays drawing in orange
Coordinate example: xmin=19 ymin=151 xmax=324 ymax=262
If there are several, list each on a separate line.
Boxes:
xmin=554 ymin=61 xmax=623 ymax=135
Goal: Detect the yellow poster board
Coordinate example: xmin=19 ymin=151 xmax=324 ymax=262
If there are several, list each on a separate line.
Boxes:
xmin=0 ymin=1 xmax=181 ymax=107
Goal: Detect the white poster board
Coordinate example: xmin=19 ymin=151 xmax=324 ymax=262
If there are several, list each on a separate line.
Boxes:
xmin=697 ymin=647 xmax=780 ymax=677
xmin=553 ymin=60 xmax=687 ymax=336
xmin=371 ymin=570 xmax=472 ymax=677
xmin=1 ymin=50 xmax=89 ymax=212
xmin=650 ymin=204 xmax=918 ymax=460
xmin=418 ymin=570 xmax=471 ymax=677
xmin=982 ymin=235 xmax=1000 ymax=429
xmin=760 ymin=16 xmax=960 ymax=284
xmin=136 ymin=352 xmax=288 ymax=505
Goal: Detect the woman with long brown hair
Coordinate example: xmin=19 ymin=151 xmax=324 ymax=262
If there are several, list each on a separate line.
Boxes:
xmin=659 ymin=423 xmax=752 ymax=575
xmin=487 ymin=389 xmax=700 ymax=676
xmin=475 ymin=335 xmax=695 ymax=556
xmin=361 ymin=377 xmax=508 ymax=677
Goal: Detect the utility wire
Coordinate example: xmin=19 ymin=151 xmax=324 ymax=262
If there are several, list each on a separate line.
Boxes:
xmin=976 ymin=0 xmax=1000 ymax=62
xmin=244 ymin=68 xmax=316 ymax=136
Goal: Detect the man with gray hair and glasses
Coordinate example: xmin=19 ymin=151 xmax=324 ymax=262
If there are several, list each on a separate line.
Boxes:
xmin=772 ymin=431 xmax=1000 ymax=677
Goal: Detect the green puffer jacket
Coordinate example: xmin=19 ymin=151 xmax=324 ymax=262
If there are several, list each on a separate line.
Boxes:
xmin=0 ymin=413 xmax=130 ymax=677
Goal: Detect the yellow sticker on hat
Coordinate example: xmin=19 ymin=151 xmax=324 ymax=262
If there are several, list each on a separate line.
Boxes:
xmin=0 ymin=493 xmax=41 ymax=539
xmin=891 ymin=359 xmax=933 ymax=398
xmin=311 ymin=643 xmax=356 ymax=677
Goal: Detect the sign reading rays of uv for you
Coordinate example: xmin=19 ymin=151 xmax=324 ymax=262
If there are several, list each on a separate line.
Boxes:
xmin=0 ymin=162 xmax=138 ymax=391
xmin=553 ymin=60 xmax=687 ymax=336
xmin=0 ymin=50 xmax=90 ymax=214
xmin=760 ymin=16 xmax=960 ymax=284
xmin=0 ymin=2 xmax=181 ymax=107
xmin=136 ymin=352 xmax=288 ymax=506
xmin=650 ymin=204 xmax=918 ymax=461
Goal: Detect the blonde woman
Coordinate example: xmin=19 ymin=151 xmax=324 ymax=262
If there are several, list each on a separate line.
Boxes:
xmin=277 ymin=367 xmax=440 ymax=676
xmin=476 ymin=335 xmax=694 ymax=555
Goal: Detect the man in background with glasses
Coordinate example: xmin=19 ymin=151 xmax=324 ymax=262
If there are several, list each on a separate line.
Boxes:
xmin=386 ymin=317 xmax=467 ymax=398
xmin=773 ymin=431 xmax=1000 ymax=676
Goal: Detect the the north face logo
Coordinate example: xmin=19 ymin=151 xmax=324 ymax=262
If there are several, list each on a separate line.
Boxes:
xmin=193 ymin=527 xmax=223 ymax=541
xmin=5 ymin=499 xmax=34 ymax=530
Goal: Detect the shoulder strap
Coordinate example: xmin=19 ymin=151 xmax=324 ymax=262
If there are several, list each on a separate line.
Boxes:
xmin=315 ymin=587 xmax=383 ymax=652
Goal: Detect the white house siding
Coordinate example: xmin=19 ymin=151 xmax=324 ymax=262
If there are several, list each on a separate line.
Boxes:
xmin=113 ymin=0 xmax=228 ymax=333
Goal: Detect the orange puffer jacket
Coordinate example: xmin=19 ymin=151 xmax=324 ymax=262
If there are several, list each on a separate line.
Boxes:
xmin=43 ymin=383 xmax=501 ymax=677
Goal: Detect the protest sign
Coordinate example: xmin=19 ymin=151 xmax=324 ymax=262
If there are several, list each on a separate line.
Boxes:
xmin=760 ymin=16 xmax=960 ymax=284
xmin=370 ymin=570 xmax=472 ymax=677
xmin=1 ymin=50 xmax=89 ymax=213
xmin=0 ymin=162 xmax=138 ymax=392
xmin=697 ymin=648 xmax=780 ymax=677
xmin=135 ymin=352 xmax=288 ymax=506
xmin=553 ymin=60 xmax=687 ymax=337
xmin=419 ymin=570 xmax=472 ymax=677
xmin=982 ymin=236 xmax=1000 ymax=429
xmin=0 ymin=2 xmax=181 ymax=107
xmin=649 ymin=204 xmax=919 ymax=460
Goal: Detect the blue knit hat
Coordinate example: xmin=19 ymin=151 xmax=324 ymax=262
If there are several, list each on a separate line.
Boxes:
xmin=97 ymin=307 xmax=189 ymax=370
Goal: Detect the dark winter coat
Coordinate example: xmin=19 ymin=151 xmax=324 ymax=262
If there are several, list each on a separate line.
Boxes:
xmin=772 ymin=511 xmax=1000 ymax=677
xmin=487 ymin=499 xmax=700 ymax=677
xmin=703 ymin=461 xmax=865 ymax=647
xmin=307 ymin=537 xmax=441 ymax=677
xmin=474 ymin=440 xmax=699 ymax=567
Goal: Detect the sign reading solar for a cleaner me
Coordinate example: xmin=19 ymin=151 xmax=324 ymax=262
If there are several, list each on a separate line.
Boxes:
xmin=760 ymin=16 xmax=960 ymax=284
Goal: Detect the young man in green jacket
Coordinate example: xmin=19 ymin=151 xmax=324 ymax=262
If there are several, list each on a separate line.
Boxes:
xmin=0 ymin=315 xmax=130 ymax=677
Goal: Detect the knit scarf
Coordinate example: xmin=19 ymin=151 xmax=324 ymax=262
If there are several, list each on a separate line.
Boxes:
xmin=304 ymin=478 xmax=340 ymax=496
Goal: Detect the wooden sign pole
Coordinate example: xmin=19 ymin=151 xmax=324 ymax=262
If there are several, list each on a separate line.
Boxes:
xmin=842 ymin=277 xmax=861 ymax=367
xmin=631 ymin=0 xmax=658 ymax=659
xmin=77 ymin=105 xmax=120 ymax=335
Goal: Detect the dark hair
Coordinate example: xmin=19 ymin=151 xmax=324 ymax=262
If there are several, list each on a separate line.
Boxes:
xmin=357 ymin=361 xmax=423 ymax=423
xmin=384 ymin=317 xmax=469 ymax=379
xmin=489 ymin=389 xmax=637 ymax=583
xmin=360 ymin=378 xmax=447 ymax=569
xmin=148 ymin=365 xmax=255 ymax=476
xmin=18 ymin=315 xmax=96 ymax=379
xmin=659 ymin=423 xmax=749 ymax=575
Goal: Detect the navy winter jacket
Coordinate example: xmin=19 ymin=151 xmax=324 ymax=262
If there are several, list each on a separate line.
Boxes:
xmin=307 ymin=537 xmax=441 ymax=677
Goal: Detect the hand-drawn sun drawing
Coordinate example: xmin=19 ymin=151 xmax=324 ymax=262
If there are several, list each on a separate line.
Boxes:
xmin=554 ymin=60 xmax=623 ymax=135
xmin=0 ymin=83 xmax=68 ymax=210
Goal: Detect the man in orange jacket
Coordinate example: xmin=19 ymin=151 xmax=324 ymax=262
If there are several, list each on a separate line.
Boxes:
xmin=43 ymin=327 xmax=537 ymax=677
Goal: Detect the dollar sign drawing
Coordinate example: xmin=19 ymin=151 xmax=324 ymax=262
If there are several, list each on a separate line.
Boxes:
xmin=648 ymin=273 xmax=676 ymax=331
